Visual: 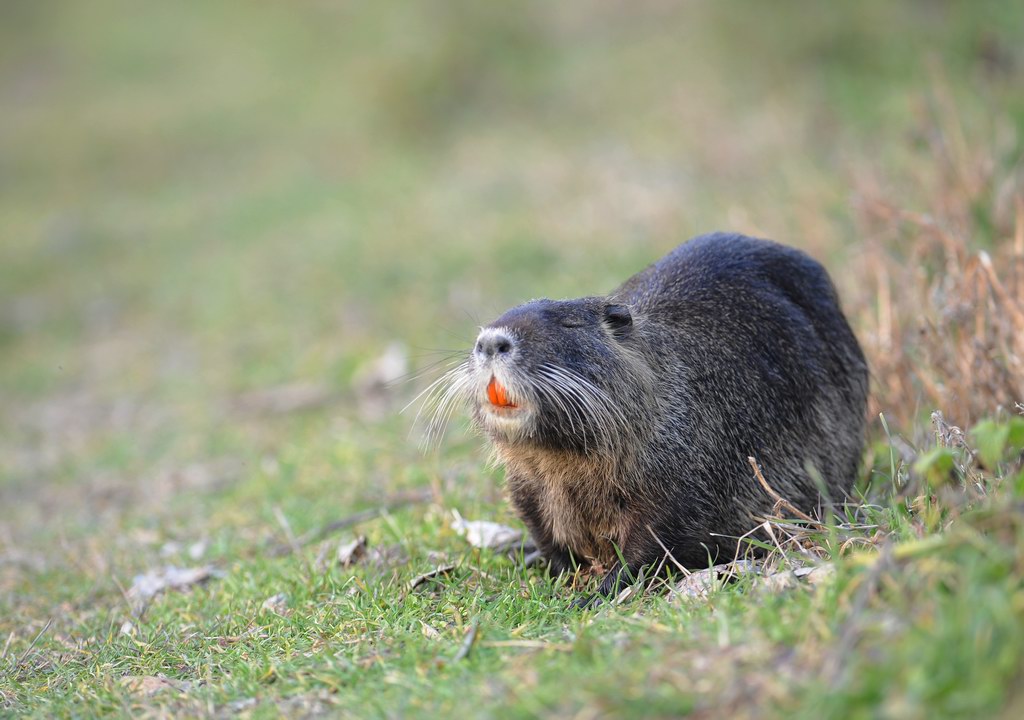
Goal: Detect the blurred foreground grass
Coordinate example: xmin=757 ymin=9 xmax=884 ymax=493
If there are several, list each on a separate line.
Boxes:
xmin=2 ymin=1 xmax=1024 ymax=717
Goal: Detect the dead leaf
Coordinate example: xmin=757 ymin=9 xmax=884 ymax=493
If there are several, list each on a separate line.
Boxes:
xmin=127 ymin=565 xmax=221 ymax=608
xmin=672 ymin=560 xmax=759 ymax=600
xmin=336 ymin=536 xmax=368 ymax=567
xmin=261 ymin=593 xmax=289 ymax=615
xmin=759 ymin=563 xmax=835 ymax=593
xmin=451 ymin=510 xmax=525 ymax=551
xmin=671 ymin=560 xmax=836 ymax=600
xmin=188 ymin=540 xmax=208 ymax=560
xmin=672 ymin=569 xmax=719 ymax=600
xmin=793 ymin=564 xmax=835 ymax=583
xmin=121 ymin=675 xmax=193 ymax=696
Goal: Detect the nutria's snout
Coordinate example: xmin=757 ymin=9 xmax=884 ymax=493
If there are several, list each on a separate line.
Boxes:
xmin=474 ymin=328 xmax=515 ymax=360
xmin=470 ymin=327 xmax=531 ymax=432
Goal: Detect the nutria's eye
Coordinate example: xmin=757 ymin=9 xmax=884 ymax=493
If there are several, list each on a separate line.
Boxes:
xmin=603 ymin=304 xmax=632 ymax=338
xmin=560 ymin=319 xmax=586 ymax=329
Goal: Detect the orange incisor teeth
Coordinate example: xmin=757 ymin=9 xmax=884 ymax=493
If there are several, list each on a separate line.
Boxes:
xmin=487 ymin=376 xmax=516 ymax=408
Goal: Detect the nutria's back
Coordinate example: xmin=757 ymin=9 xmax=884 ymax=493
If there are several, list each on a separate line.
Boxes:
xmin=450 ymin=232 xmax=868 ymax=600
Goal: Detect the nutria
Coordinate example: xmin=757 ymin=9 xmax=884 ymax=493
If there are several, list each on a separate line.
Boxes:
xmin=431 ymin=232 xmax=868 ymax=601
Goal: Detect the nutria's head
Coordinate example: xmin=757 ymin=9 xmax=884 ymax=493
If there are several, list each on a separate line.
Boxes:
xmin=461 ymin=297 xmax=647 ymax=454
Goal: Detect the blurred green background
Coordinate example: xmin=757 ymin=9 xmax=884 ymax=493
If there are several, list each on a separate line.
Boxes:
xmin=3 ymin=1 xmax=1024 ymax=715
xmin=2 ymin=0 xmax=1022 ymax=585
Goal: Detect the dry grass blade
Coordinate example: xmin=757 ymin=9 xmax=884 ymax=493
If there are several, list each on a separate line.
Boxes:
xmin=0 ymin=632 xmax=14 ymax=666
xmin=8 ymin=619 xmax=53 ymax=676
xmin=272 ymin=506 xmax=302 ymax=557
xmin=265 ymin=490 xmax=432 ymax=557
xmin=978 ymin=251 xmax=1024 ymax=329
xmin=747 ymin=457 xmax=820 ymax=525
xmin=406 ymin=564 xmax=457 ymax=593
xmin=853 ymin=91 xmax=1024 ymax=431
xmin=452 ymin=618 xmax=480 ymax=662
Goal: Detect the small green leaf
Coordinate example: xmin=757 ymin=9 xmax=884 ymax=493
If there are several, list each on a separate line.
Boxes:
xmin=913 ymin=446 xmax=957 ymax=486
xmin=1006 ymin=418 xmax=1024 ymax=450
xmin=971 ymin=419 xmax=1011 ymax=469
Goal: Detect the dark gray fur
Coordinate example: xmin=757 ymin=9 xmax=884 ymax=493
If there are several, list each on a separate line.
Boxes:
xmin=460 ymin=233 xmax=868 ymax=599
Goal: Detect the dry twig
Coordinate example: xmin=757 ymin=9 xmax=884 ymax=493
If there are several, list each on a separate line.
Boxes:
xmin=747 ymin=457 xmax=820 ymax=525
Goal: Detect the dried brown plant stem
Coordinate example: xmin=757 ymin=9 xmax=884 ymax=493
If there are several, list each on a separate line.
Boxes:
xmin=979 ymin=251 xmax=1024 ymax=330
xmin=747 ymin=456 xmax=819 ymax=525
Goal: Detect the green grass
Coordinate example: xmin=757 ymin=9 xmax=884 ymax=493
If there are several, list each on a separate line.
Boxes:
xmin=2 ymin=1 xmax=1024 ymax=717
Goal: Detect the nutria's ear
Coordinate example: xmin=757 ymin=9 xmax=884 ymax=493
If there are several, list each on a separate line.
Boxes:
xmin=603 ymin=304 xmax=633 ymax=339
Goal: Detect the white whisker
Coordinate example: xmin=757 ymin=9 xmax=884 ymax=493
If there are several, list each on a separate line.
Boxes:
xmin=407 ymin=360 xmax=475 ymax=448
xmin=539 ymin=363 xmax=628 ymax=455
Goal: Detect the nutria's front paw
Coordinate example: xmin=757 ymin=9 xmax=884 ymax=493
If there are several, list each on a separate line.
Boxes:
xmin=569 ymin=563 xmax=638 ymax=609
xmin=544 ymin=547 xmax=576 ymax=576
xmin=570 ymin=592 xmax=603 ymax=610
xmin=595 ymin=563 xmax=638 ymax=598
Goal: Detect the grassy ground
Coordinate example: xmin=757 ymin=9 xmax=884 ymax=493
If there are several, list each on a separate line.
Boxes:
xmin=2 ymin=1 xmax=1024 ymax=717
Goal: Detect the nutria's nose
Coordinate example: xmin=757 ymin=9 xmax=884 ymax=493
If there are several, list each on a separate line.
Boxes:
xmin=475 ymin=329 xmax=515 ymax=359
